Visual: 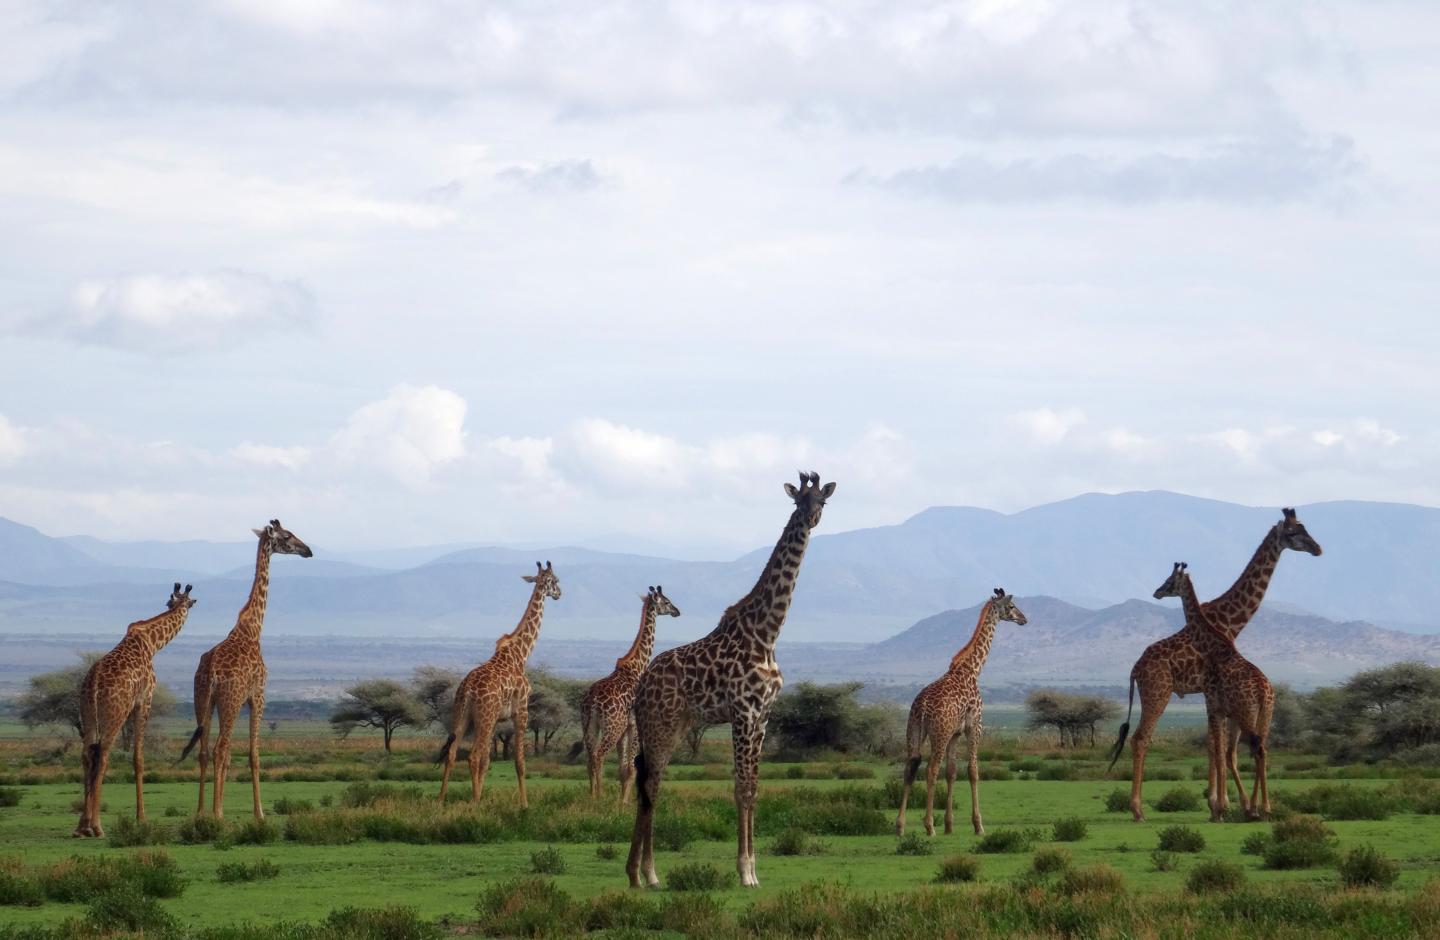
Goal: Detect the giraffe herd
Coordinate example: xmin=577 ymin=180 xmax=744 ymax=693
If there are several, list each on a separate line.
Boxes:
xmin=64 ymin=476 xmax=1325 ymax=891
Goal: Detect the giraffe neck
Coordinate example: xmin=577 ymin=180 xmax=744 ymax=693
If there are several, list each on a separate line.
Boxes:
xmin=949 ymin=599 xmax=1000 ymax=674
xmin=128 ymin=606 xmax=192 ymax=658
xmin=496 ymin=584 xmax=548 ymax=664
xmin=725 ymin=508 xmax=811 ymax=650
xmin=1181 ymin=574 xmax=1236 ymax=656
xmin=229 ymin=535 xmax=274 ymax=644
xmin=616 ymin=597 xmax=658 ymax=673
xmin=1202 ymin=525 xmax=1283 ymax=637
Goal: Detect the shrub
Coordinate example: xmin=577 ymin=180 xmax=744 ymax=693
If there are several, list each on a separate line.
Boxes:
xmin=975 ymin=828 xmax=1040 ymax=854
xmin=1152 ymin=787 xmax=1203 ymax=812
xmin=0 ymin=788 xmax=20 ymax=808
xmin=1240 ymin=831 xmax=1272 ymax=856
xmin=1156 ymin=826 xmax=1205 ymax=853
xmin=319 ymin=906 xmax=442 ymax=940
xmin=584 ymin=890 xmax=659 ymax=931
xmin=1188 ymin=859 xmax=1245 ymax=895
xmin=124 ymin=850 xmax=185 ymax=898
xmin=216 ymin=859 xmax=281 ymax=883
xmin=595 ymin=844 xmax=618 ymax=860
xmin=785 ymin=765 xmax=805 ymax=779
xmin=86 ymin=883 xmax=176 ymax=933
xmin=980 ymin=765 xmax=1014 ymax=781
xmin=1339 ymin=846 xmax=1400 ymax=889
xmin=529 ymin=846 xmax=567 ymax=875
xmin=0 ymin=870 xmax=44 ymax=906
xmin=106 ymin=816 xmax=170 ymax=847
xmin=1150 ymin=850 xmax=1179 ymax=872
xmin=1150 ymin=766 xmax=1186 ymax=781
xmin=771 ymin=827 xmax=826 ymax=856
xmin=273 ymin=797 xmax=315 ymax=815
xmin=1037 ymin=763 xmax=1078 ymax=781
xmin=162 ymin=805 xmax=184 ymax=818
xmin=1104 ymin=789 xmax=1131 ymax=813
xmin=1051 ymin=816 xmax=1087 ymax=842
xmin=1273 ymin=814 xmax=1336 ymax=846
xmin=1262 ymin=816 xmax=1338 ymax=871
xmin=179 ymin=814 xmax=226 ymax=844
xmin=1056 ymin=864 xmax=1124 ymax=896
xmin=476 ymin=877 xmax=583 ymax=937
xmin=666 ymin=862 xmax=733 ymax=892
xmin=936 ymin=854 xmax=981 ymax=883
xmin=1277 ymin=784 xmax=1394 ymax=821
xmin=835 ymin=763 xmax=875 ymax=780
xmin=231 ymin=818 xmax=280 ymax=845
xmin=1032 ymin=846 xmax=1071 ymax=874
xmin=659 ymin=893 xmax=728 ymax=934
xmin=896 ymin=832 xmax=933 ymax=856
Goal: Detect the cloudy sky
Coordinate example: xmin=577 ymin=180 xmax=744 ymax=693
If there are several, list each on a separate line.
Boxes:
xmin=1 ymin=1 xmax=1437 ymax=557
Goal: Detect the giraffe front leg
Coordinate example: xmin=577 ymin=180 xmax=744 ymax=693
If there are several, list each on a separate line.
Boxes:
xmin=1204 ymin=708 xmax=1225 ymax=822
xmin=89 ymin=722 xmax=124 ymax=839
xmin=967 ymin=716 xmax=984 ymax=835
xmin=942 ymin=733 xmax=959 ymax=836
xmin=922 ymin=738 xmax=944 ymax=837
xmin=1225 ymin=723 xmax=1251 ymax=819
xmin=132 ymin=699 xmax=153 ymax=822
xmin=617 ymin=716 xmax=638 ymax=806
xmin=1129 ymin=687 xmax=1168 ymax=822
xmin=511 ymin=695 xmax=530 ymax=810
xmin=212 ymin=700 xmax=241 ymax=819
xmin=248 ymin=695 xmax=265 ymax=820
xmin=732 ymin=719 xmax=765 ymax=887
xmin=469 ymin=704 xmax=500 ymax=804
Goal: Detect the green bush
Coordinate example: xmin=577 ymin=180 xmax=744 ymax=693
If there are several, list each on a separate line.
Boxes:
xmin=936 ymin=854 xmax=982 ymax=883
xmin=1338 ymin=846 xmax=1400 ymax=889
xmin=770 ymin=827 xmax=826 ymax=856
xmin=1032 ymin=846 xmax=1071 ymax=875
xmin=980 ymin=765 xmax=1014 ymax=781
xmin=595 ymin=844 xmax=618 ymax=861
xmin=318 ymin=906 xmax=442 ymax=940
xmin=1051 ymin=816 xmax=1087 ymax=842
xmin=1150 ymin=850 xmax=1179 ymax=872
xmin=1150 ymin=766 xmax=1186 ymax=781
xmin=1187 ymin=859 xmax=1245 ymax=895
xmin=85 ymin=883 xmax=176 ymax=933
xmin=1156 ymin=826 xmax=1205 ymax=853
xmin=785 ymin=765 xmax=805 ymax=780
xmin=162 ymin=805 xmax=184 ymax=818
xmin=583 ymin=890 xmax=660 ymax=931
xmin=231 ymin=818 xmax=281 ymax=845
xmin=1152 ymin=787 xmax=1203 ymax=813
xmin=658 ymin=893 xmax=727 ymax=934
xmin=974 ymin=828 xmax=1040 ymax=854
xmin=0 ymin=788 xmax=21 ymax=808
xmin=1104 ymin=789 xmax=1131 ymax=813
xmin=0 ymin=870 xmax=44 ymax=906
xmin=105 ymin=816 xmax=170 ymax=847
xmin=1037 ymin=763 xmax=1078 ymax=781
xmin=529 ymin=846 xmax=567 ymax=875
xmin=834 ymin=764 xmax=875 ymax=780
xmin=124 ymin=850 xmax=185 ymax=898
xmin=1261 ymin=816 xmax=1338 ymax=871
xmin=896 ymin=832 xmax=932 ymax=856
xmin=1277 ymin=784 xmax=1394 ymax=821
xmin=476 ymin=877 xmax=582 ymax=937
xmin=1240 ymin=831 xmax=1272 ymax=856
xmin=179 ymin=814 xmax=226 ymax=844
xmin=666 ymin=862 xmax=733 ymax=892
xmin=216 ymin=859 xmax=280 ymax=883
xmin=272 ymin=797 xmax=315 ymax=815
xmin=1056 ymin=864 xmax=1124 ymax=896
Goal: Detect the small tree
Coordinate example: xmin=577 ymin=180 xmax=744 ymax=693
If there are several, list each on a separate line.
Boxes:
xmin=330 ymin=679 xmax=425 ymax=753
xmin=527 ymin=670 xmax=585 ymax=753
xmin=1025 ymin=689 xmax=1120 ymax=747
xmin=769 ymin=681 xmax=879 ymax=754
xmin=410 ymin=666 xmax=462 ymax=730
xmin=18 ymin=653 xmax=101 ymax=736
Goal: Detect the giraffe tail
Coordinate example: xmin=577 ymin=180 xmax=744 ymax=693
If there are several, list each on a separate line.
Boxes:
xmin=566 ymin=740 xmax=585 ymax=762
xmin=1248 ymin=733 xmax=1263 ymax=760
xmin=903 ymin=755 xmax=922 ymax=789
xmin=1106 ymin=677 xmax=1137 ymax=771
xmin=434 ymin=732 xmax=458 ymax=765
xmin=635 ymin=749 xmax=652 ymax=811
xmin=178 ymin=726 xmax=205 ymax=762
xmin=85 ymin=742 xmax=102 ymax=793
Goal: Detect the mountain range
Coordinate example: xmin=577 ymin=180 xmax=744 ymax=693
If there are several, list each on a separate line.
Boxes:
xmin=1 ymin=491 xmax=1438 ymax=648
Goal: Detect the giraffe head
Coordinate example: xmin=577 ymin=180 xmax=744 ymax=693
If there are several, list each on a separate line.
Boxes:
xmin=991 ymin=587 xmax=1027 ymax=625
xmin=1152 ymin=561 xmax=1188 ymax=599
xmin=1276 ymin=507 xmax=1322 ymax=556
xmin=783 ymin=471 xmax=837 ymax=529
xmin=166 ymin=582 xmax=197 ymax=611
xmin=522 ymin=560 xmax=562 ymax=600
xmin=253 ymin=519 xmax=313 ymax=558
xmin=647 ymin=585 xmax=682 ymax=618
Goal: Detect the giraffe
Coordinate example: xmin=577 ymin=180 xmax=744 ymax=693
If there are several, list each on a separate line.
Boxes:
xmin=578 ymin=586 xmax=681 ymax=803
xmin=1153 ymin=562 xmax=1275 ymax=821
xmin=436 ymin=561 xmax=562 ymax=808
xmin=895 ymin=588 xmax=1027 ymax=838
xmin=626 ymin=471 xmax=836 ymax=890
xmin=1107 ymin=508 xmax=1320 ymax=820
xmin=179 ymin=520 xmax=312 ymax=819
xmin=73 ymin=583 xmax=196 ymax=838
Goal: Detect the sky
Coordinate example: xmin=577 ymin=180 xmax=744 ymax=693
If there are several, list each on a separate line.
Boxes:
xmin=0 ymin=0 xmax=1437 ymax=558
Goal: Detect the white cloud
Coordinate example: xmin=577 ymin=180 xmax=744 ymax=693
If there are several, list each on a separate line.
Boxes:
xmin=496 ymin=160 xmax=608 ymax=195
xmin=1011 ymin=407 xmax=1087 ymax=446
xmin=0 ymin=413 xmax=26 ymax=466
xmin=30 ymin=270 xmax=315 ymax=352
xmin=328 ymin=384 xmax=468 ymax=488
xmin=230 ymin=442 xmax=311 ymax=471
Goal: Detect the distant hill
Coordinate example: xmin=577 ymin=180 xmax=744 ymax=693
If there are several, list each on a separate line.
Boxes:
xmin=1 ymin=490 xmax=1438 ymax=643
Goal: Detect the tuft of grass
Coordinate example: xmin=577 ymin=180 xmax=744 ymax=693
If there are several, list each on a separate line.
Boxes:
xmin=1051 ymin=816 xmax=1087 ymax=842
xmin=1263 ymin=815 xmax=1338 ymax=870
xmin=1156 ymin=825 xmax=1205 ymax=853
xmin=179 ymin=814 xmax=227 ymax=844
xmin=1150 ymin=850 xmax=1179 ymax=872
xmin=1240 ymin=831 xmax=1272 ymax=856
xmin=1338 ymin=846 xmax=1400 ymax=889
xmin=1187 ymin=859 xmax=1246 ymax=895
xmin=231 ymin=818 xmax=281 ymax=845
xmin=216 ymin=858 xmax=281 ymax=883
xmin=1152 ymin=787 xmax=1203 ymax=813
xmin=1032 ymin=846 xmax=1071 ymax=875
xmin=1104 ymin=789 xmax=1131 ymax=813
xmin=85 ymin=883 xmax=176 ymax=933
xmin=666 ymin=861 xmax=734 ymax=892
xmin=936 ymin=854 xmax=982 ymax=883
xmin=476 ymin=877 xmax=582 ymax=937
xmin=529 ymin=845 xmax=567 ymax=875
xmin=770 ymin=827 xmax=826 ymax=856
xmin=834 ymin=763 xmax=875 ymax=780
xmin=272 ymin=796 xmax=315 ymax=815
xmin=974 ymin=828 xmax=1041 ymax=854
xmin=0 ymin=787 xmax=21 ymax=808
xmin=594 ymin=843 xmax=618 ymax=860
xmin=896 ymin=832 xmax=932 ymax=856
xmin=105 ymin=816 xmax=170 ymax=847
xmin=1056 ymin=864 xmax=1125 ymax=896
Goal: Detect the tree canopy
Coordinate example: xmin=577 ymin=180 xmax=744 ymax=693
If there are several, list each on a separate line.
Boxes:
xmin=330 ymin=679 xmax=426 ymax=752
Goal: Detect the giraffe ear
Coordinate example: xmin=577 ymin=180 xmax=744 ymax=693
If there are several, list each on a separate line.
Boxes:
xmin=819 ymin=481 xmax=836 ymax=498
xmin=252 ymin=528 xmax=266 ymax=538
xmin=521 ymin=574 xmax=537 ymax=583
xmin=783 ymin=483 xmax=800 ymax=499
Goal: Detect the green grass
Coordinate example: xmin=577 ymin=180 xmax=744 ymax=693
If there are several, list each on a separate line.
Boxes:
xmin=3 ymin=739 xmax=1440 ymax=933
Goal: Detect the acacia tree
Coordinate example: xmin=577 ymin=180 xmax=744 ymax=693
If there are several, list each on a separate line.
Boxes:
xmin=17 ymin=653 xmax=101 ymax=736
xmin=330 ymin=679 xmax=426 ymax=753
xmin=1025 ymin=689 xmax=1120 ymax=748
xmin=410 ymin=665 xmax=462 ymax=730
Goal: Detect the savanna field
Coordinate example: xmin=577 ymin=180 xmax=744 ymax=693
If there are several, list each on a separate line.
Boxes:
xmin=5 ymin=710 xmax=1440 ymax=939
